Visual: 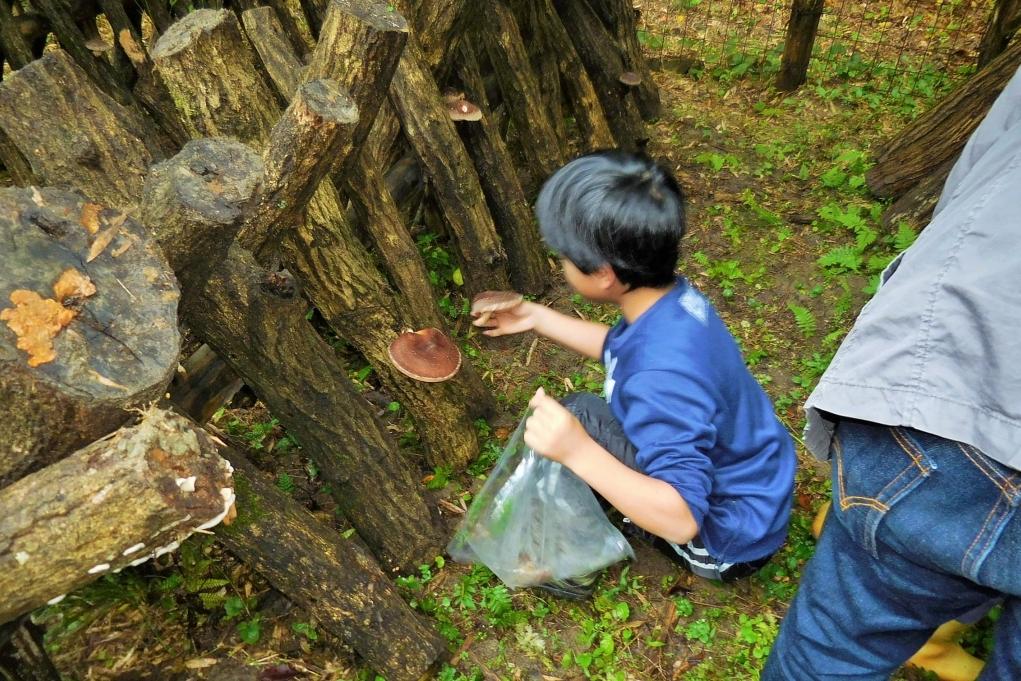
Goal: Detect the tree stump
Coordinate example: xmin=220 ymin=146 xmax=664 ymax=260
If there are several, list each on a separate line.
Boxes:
xmin=0 ymin=408 xmax=235 ymax=624
xmin=0 ymin=186 xmax=180 ymax=487
xmin=217 ymin=451 xmax=446 ymax=681
xmin=775 ymin=0 xmax=824 ymax=91
xmin=866 ymin=39 xmax=1021 ymax=199
xmin=588 ymin=0 xmax=661 ymax=119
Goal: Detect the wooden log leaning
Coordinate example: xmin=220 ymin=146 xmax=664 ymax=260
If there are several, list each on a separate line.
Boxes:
xmin=0 ymin=408 xmax=235 ymax=624
xmin=552 ymin=0 xmax=645 ymax=149
xmin=866 ymin=39 xmax=1021 ymax=199
xmin=216 ymin=450 xmax=446 ymax=681
xmin=587 ymin=0 xmax=661 ymax=119
xmin=0 ymin=186 xmax=180 ymax=487
xmin=0 ymin=618 xmax=60 ymax=681
xmin=481 ymin=0 xmax=563 ymax=186
xmin=169 ymin=344 xmax=243 ymax=425
xmin=144 ymin=138 xmax=443 ymax=573
xmin=880 ymin=159 xmax=956 ymax=233
xmin=977 ymin=0 xmax=1021 ymax=69
xmin=775 ymin=0 xmax=824 ymax=92
xmin=0 ymin=0 xmax=35 ymax=70
xmin=456 ymin=45 xmax=551 ymax=294
xmin=154 ymin=8 xmax=488 ymax=469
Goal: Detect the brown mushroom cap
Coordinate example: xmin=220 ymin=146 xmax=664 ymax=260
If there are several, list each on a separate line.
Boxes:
xmin=388 ymin=328 xmax=462 ymax=382
xmin=471 ymin=290 xmax=524 ymax=325
xmin=618 ymin=71 xmax=642 ymax=86
xmin=442 ymin=89 xmax=466 ymax=104
xmin=85 ymin=38 xmax=113 ymax=54
xmin=447 ymin=98 xmax=482 ymax=122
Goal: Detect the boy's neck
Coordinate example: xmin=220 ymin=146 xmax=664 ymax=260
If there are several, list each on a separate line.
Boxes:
xmin=617 ymin=283 xmax=675 ymax=323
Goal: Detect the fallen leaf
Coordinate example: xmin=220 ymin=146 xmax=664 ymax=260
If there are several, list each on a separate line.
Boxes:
xmin=90 ymin=369 xmax=128 ymax=391
xmin=0 ymin=290 xmax=76 ymax=366
xmin=79 ymin=202 xmax=103 ymax=235
xmin=184 ymin=657 xmax=218 ymax=669
xmin=52 ymin=268 xmax=97 ymax=303
xmin=87 ymin=225 xmax=120 ymax=262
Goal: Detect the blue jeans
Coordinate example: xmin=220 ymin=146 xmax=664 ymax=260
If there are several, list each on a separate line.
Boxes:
xmin=762 ymin=419 xmax=1020 ymax=680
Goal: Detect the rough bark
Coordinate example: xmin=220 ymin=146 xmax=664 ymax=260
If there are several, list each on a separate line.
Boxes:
xmin=242 ymin=6 xmax=309 ymax=100
xmin=456 ymin=45 xmax=550 ymax=294
xmin=977 ymin=0 xmax=1021 ymax=68
xmin=390 ymin=39 xmax=512 ymax=294
xmin=880 ymin=159 xmax=955 ymax=233
xmin=0 ymin=50 xmax=170 ymax=209
xmin=588 ymin=0 xmax=661 ymax=119
xmin=155 ymin=7 xmax=488 ymax=469
xmin=0 ymin=128 xmax=34 ymax=186
xmin=0 ymin=409 xmax=235 ymax=625
xmin=143 ymin=139 xmax=442 ymax=572
xmin=168 ymin=344 xmax=243 ymax=425
xmin=0 ymin=0 xmax=34 ymax=70
xmin=216 ymin=451 xmax=446 ymax=681
xmin=775 ymin=0 xmax=824 ymax=91
xmin=511 ymin=0 xmax=615 ymax=151
xmin=481 ymin=0 xmax=563 ymax=184
xmin=143 ymin=0 xmax=175 ymax=35
xmin=0 ymin=187 xmax=180 ymax=488
xmin=398 ymin=0 xmax=469 ymax=71
xmin=0 ymin=619 xmax=61 ymax=681
xmin=552 ymin=0 xmax=645 ymax=149
xmin=866 ymin=39 xmax=1021 ymax=199
xmin=267 ymin=0 xmax=317 ymax=56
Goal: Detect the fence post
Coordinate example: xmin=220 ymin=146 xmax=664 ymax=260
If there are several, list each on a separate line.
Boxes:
xmin=977 ymin=0 xmax=1021 ymax=68
xmin=776 ymin=0 xmax=825 ymax=91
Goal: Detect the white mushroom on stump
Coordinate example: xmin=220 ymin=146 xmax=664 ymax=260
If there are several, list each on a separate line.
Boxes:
xmin=444 ymin=89 xmax=483 ymax=122
xmin=387 ymin=328 xmax=462 ymax=382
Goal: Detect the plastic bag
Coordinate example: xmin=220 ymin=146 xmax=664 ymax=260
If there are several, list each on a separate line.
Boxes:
xmin=447 ymin=414 xmax=634 ymax=588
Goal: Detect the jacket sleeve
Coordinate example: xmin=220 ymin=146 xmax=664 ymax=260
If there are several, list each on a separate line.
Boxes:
xmin=616 ymin=369 xmax=718 ymax=529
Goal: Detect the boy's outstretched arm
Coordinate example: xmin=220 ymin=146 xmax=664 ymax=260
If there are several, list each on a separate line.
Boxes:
xmin=474 ymin=301 xmax=609 ymax=360
xmin=525 ymin=389 xmax=700 ymax=545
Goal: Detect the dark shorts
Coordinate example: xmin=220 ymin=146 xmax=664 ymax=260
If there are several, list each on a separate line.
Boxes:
xmin=561 ymin=391 xmax=773 ymax=582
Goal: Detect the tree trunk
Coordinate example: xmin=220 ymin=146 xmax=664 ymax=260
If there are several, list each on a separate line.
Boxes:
xmin=216 ymin=450 xmax=446 ymax=681
xmin=775 ymin=0 xmax=824 ymax=91
xmin=0 ymin=0 xmax=34 ymax=70
xmin=481 ymin=0 xmax=563 ymax=185
xmin=399 ymin=0 xmax=470 ymax=71
xmin=0 ymin=128 xmax=34 ymax=186
xmin=143 ymin=138 xmax=442 ymax=573
xmin=511 ymin=0 xmax=615 ymax=151
xmin=241 ymin=5 xmax=309 ymax=101
xmin=0 ymin=50 xmax=170 ymax=210
xmin=0 ymin=409 xmax=235 ymax=625
xmin=977 ymin=0 xmax=1021 ymax=68
xmin=587 ymin=0 xmax=661 ymax=119
xmin=143 ymin=0 xmax=175 ymax=35
xmin=267 ymin=0 xmax=317 ymax=57
xmin=0 ymin=186 xmax=180 ymax=487
xmin=880 ymin=159 xmax=955 ymax=233
xmin=168 ymin=344 xmax=244 ymax=425
xmin=866 ymin=39 xmax=1021 ymax=199
xmin=389 ymin=38 xmax=512 ymax=294
xmin=552 ymin=0 xmax=645 ymax=149
xmin=0 ymin=619 xmax=61 ymax=681
xmin=456 ymin=45 xmax=551 ymax=294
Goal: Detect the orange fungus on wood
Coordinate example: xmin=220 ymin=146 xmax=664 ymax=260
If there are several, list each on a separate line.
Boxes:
xmin=1 ymin=268 xmax=96 ymax=367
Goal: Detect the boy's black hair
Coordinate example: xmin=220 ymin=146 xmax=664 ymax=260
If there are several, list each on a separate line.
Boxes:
xmin=535 ymin=150 xmax=685 ymax=289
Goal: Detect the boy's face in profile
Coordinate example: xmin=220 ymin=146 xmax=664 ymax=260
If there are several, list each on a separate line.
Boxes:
xmin=562 ymin=258 xmax=617 ymax=303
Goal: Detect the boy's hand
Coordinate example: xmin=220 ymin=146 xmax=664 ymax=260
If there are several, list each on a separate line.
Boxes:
xmin=472 ymin=300 xmax=539 ymax=337
xmin=525 ymin=387 xmax=590 ymax=466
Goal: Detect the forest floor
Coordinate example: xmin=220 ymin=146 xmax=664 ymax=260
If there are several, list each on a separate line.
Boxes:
xmin=31 ymin=2 xmax=1000 ymax=680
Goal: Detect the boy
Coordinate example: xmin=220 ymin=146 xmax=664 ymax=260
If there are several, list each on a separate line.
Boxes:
xmin=474 ymin=151 xmax=796 ymax=597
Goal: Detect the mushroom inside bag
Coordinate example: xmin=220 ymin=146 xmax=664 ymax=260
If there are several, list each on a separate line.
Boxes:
xmin=447 ymin=414 xmax=634 ymax=588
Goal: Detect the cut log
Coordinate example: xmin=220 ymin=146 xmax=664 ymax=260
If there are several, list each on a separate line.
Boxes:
xmin=552 ymin=0 xmax=645 ymax=149
xmin=775 ymin=0 xmax=824 ymax=91
xmin=0 ymin=186 xmax=180 ymax=488
xmin=168 ymin=344 xmax=243 ymax=425
xmin=389 ymin=39 xmax=512 ymax=294
xmin=511 ymin=0 xmax=615 ymax=151
xmin=866 ymin=39 xmax=1021 ymax=199
xmin=267 ymin=0 xmax=317 ymax=56
xmin=241 ymin=6 xmax=309 ymax=100
xmin=143 ymin=138 xmax=442 ymax=572
xmin=153 ymin=8 xmax=489 ymax=470
xmin=0 ymin=50 xmax=170 ymax=210
xmin=587 ymin=0 xmax=661 ymax=119
xmin=977 ymin=0 xmax=1021 ymax=68
xmin=480 ymin=0 xmax=563 ymax=185
xmin=216 ymin=450 xmax=446 ymax=681
xmin=0 ymin=408 xmax=235 ymax=624
xmin=0 ymin=0 xmax=35 ymax=70
xmin=0 ymin=128 xmax=34 ymax=186
xmin=880 ymin=159 xmax=955 ymax=232
xmin=456 ymin=44 xmax=551 ymax=294
xmin=0 ymin=618 xmax=61 ymax=681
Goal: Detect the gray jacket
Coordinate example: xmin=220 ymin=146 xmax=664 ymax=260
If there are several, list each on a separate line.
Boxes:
xmin=804 ymin=65 xmax=1021 ymax=471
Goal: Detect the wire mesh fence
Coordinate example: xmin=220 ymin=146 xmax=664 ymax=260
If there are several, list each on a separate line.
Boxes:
xmin=635 ymin=0 xmax=991 ymax=94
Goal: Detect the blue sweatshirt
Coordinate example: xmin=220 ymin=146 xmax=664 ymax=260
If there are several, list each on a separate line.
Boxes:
xmin=603 ymin=277 xmax=796 ymax=563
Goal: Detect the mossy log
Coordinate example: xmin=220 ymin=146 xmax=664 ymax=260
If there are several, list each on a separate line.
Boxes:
xmin=552 ymin=0 xmax=645 ymax=149
xmin=587 ymin=0 xmax=661 ymax=119
xmin=866 ymin=39 xmax=1021 ymax=199
xmin=216 ymin=451 xmax=446 ymax=681
xmin=481 ymin=0 xmax=564 ymax=185
xmin=0 ymin=50 xmax=170 ymax=210
xmin=143 ymin=138 xmax=442 ymax=572
xmin=456 ymin=45 xmax=551 ymax=294
xmin=0 ymin=408 xmax=235 ymax=625
xmin=0 ymin=186 xmax=180 ymax=488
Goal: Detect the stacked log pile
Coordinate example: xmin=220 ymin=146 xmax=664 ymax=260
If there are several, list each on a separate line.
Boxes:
xmin=0 ymin=0 xmax=660 ymax=677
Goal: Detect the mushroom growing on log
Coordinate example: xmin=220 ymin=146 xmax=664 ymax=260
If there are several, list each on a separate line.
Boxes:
xmin=388 ymin=328 xmax=463 ymax=382
xmin=0 ymin=186 xmax=180 ymax=488
xmin=471 ymin=290 xmax=525 ymax=325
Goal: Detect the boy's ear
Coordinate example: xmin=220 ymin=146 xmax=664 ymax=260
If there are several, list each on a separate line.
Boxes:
xmin=594 ymin=264 xmax=619 ymax=290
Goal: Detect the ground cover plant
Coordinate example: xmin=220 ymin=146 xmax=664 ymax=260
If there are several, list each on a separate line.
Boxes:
xmin=23 ymin=2 xmax=1000 ymax=679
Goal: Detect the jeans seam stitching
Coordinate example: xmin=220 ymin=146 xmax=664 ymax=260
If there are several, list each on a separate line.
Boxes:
xmin=890 ymin=427 xmax=929 ymax=473
xmin=841 ymin=496 xmax=888 ymax=512
xmin=967 ymin=496 xmax=1011 ymax=579
xmin=962 ymin=500 xmax=1001 ymax=575
xmin=873 ymin=464 xmax=920 ymax=504
xmin=957 ymin=442 xmax=1017 ymax=496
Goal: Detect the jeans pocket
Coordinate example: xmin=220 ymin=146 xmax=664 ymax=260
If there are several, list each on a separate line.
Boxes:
xmin=832 ymin=425 xmax=937 ymax=559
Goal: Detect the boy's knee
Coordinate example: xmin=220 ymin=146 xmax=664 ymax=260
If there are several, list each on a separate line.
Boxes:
xmin=559 ymin=391 xmax=602 ymax=416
